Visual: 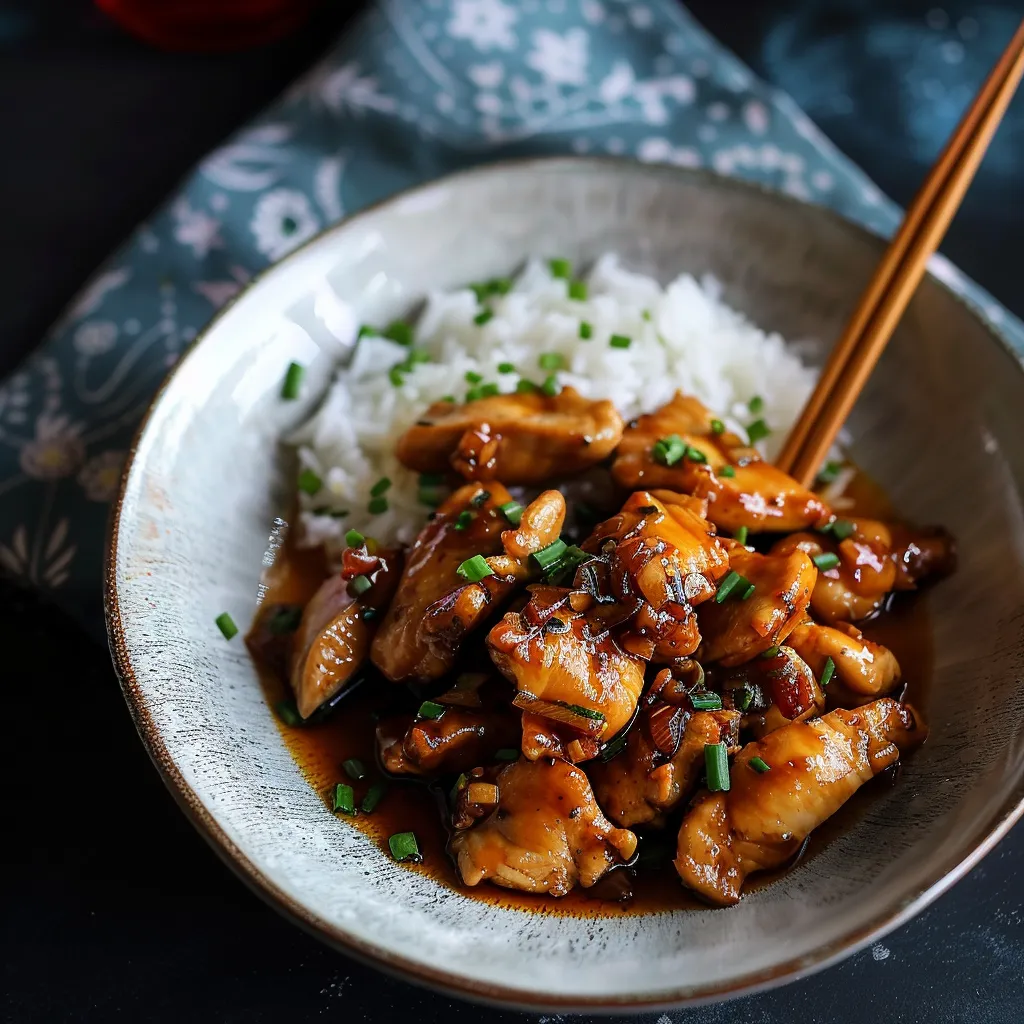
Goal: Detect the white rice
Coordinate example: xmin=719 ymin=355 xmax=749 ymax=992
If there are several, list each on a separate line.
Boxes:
xmin=293 ymin=254 xmax=818 ymax=556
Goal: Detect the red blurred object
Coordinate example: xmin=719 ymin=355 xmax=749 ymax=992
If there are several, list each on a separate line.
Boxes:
xmin=95 ymin=0 xmax=321 ymax=52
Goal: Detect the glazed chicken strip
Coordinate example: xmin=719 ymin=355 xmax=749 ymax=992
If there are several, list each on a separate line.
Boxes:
xmin=589 ymin=668 xmax=741 ymax=828
xmin=487 ymin=586 xmax=646 ymax=762
xmin=396 ymin=386 xmax=625 ymax=484
xmin=787 ymin=618 xmax=901 ymax=697
xmin=372 ymin=484 xmax=563 ymax=683
xmin=675 ymin=698 xmax=927 ymax=905
xmin=288 ymin=547 xmax=401 ymax=719
xmin=698 ymin=547 xmax=816 ymax=666
xmin=611 ymin=393 xmax=830 ymax=534
xmin=772 ymin=519 xmax=956 ymax=624
xmin=450 ymin=757 xmax=638 ymax=896
xmin=420 ymin=489 xmax=566 ymax=654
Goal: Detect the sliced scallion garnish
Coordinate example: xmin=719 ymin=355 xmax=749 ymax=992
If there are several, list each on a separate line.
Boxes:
xmin=367 ymin=496 xmax=388 ymax=515
xmin=609 ymin=333 xmax=631 ymax=349
xmin=474 ymin=308 xmax=494 ymax=326
xmin=349 ymin=575 xmax=372 ymax=596
xmin=215 ymin=612 xmax=238 ymax=640
xmin=828 ymin=519 xmax=856 ymax=540
xmin=538 ymin=352 xmax=564 ymax=371
xmin=388 ymin=366 xmax=404 ymax=387
xmin=417 ymin=700 xmax=446 ymax=720
xmin=812 ymin=552 xmax=841 ymax=571
xmin=370 ymin=477 xmax=391 ymax=498
xmin=388 ymin=831 xmax=421 ymax=862
xmin=690 ymin=691 xmax=723 ymax=711
xmin=568 ymin=280 xmax=588 ymax=301
xmin=762 ymin=645 xmax=781 ymax=658
xmin=705 ymin=742 xmax=730 ymax=792
xmin=499 ymin=500 xmax=523 ymax=525
xmin=541 ymin=374 xmax=560 ymax=397
xmin=579 ymin=320 xmax=593 ymax=340
xmin=748 ymin=395 xmax=764 ymax=414
xmin=281 ymin=361 xmax=304 ymax=400
xmin=532 ymin=538 xmax=568 ymax=572
xmin=382 ymin=321 xmax=412 ymax=347
xmin=297 ymin=469 xmax=322 ymax=495
xmin=464 ymin=370 xmax=483 ymax=384
xmin=549 ymin=258 xmax=572 ymax=279
xmin=821 ymin=656 xmax=836 ymax=687
xmin=345 ymin=529 xmax=364 ymax=548
xmin=734 ymin=526 xmax=748 ymax=545
xmin=749 ymin=756 xmax=771 ymax=774
xmin=747 ymin=419 xmax=771 ymax=444
xmin=456 ymin=554 xmax=494 ymax=582
xmin=361 ymin=782 xmax=388 ymax=813
xmin=817 ymin=460 xmax=843 ymax=485
xmin=343 ymin=758 xmax=367 ymax=780
xmin=710 ymin=418 xmax=725 ymax=435
xmin=719 ymin=465 xmax=736 ymax=478
xmin=276 ymin=700 xmax=302 ymax=727
xmin=453 ymin=510 xmax=474 ymax=531
xmin=715 ymin=570 xmax=753 ymax=604
xmin=497 ymin=362 xmax=516 ymax=374
xmin=267 ymin=606 xmax=302 ymax=635
xmin=515 ymin=379 xmax=537 ymax=394
xmin=652 ymin=434 xmax=687 ymax=466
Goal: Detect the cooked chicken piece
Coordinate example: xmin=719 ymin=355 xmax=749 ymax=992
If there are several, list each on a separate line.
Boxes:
xmin=371 ymin=483 xmax=515 ymax=682
xmin=611 ymin=393 xmax=830 ymax=534
xmin=787 ymin=618 xmax=901 ymax=697
xmin=772 ymin=519 xmax=956 ymax=624
xmin=487 ymin=586 xmax=646 ymax=762
xmin=420 ymin=489 xmax=566 ymax=654
xmin=698 ymin=547 xmax=816 ymax=666
xmin=582 ymin=490 xmax=730 ymax=661
xmin=589 ymin=669 xmax=741 ymax=828
xmin=396 ymin=386 xmax=624 ymax=484
xmin=289 ymin=547 xmax=401 ymax=719
xmin=675 ymin=698 xmax=927 ymax=905
xmin=377 ymin=704 xmax=520 ymax=776
xmin=721 ymin=645 xmax=825 ymax=738
xmin=450 ymin=757 xmax=638 ymax=896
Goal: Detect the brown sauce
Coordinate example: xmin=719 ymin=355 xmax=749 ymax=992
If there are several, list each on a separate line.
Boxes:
xmin=250 ymin=472 xmax=935 ymax=917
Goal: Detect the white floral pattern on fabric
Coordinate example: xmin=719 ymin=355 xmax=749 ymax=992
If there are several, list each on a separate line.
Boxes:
xmin=77 ymin=450 xmax=127 ymax=503
xmin=1 ymin=0 xmax=1020 ymax=635
xmin=447 ymin=0 xmax=518 ymax=51
xmin=250 ymin=189 xmax=320 ymax=261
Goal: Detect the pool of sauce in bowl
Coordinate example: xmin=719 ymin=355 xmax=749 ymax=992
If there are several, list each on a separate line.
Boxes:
xmin=250 ymin=472 xmax=935 ymax=917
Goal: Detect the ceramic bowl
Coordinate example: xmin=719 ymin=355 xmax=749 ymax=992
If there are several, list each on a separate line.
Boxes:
xmin=106 ymin=157 xmax=1024 ymax=1012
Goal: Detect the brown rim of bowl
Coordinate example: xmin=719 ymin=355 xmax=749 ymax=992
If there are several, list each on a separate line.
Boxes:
xmin=105 ymin=154 xmax=1024 ymax=1013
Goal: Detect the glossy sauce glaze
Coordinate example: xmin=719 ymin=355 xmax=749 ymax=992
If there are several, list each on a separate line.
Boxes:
xmin=249 ymin=473 xmax=934 ymax=917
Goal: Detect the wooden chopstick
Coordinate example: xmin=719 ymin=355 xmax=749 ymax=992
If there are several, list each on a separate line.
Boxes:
xmin=777 ymin=18 xmax=1024 ymax=488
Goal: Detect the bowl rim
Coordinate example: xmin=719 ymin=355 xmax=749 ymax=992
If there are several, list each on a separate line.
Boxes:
xmin=105 ymin=154 xmax=1024 ymax=1012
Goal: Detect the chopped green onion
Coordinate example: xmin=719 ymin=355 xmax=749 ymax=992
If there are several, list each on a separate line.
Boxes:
xmin=357 ymin=325 xmax=378 ymax=339
xmin=715 ymin=570 xmax=753 ymax=604
xmin=367 ymin=496 xmax=388 ymax=515
xmin=453 ymin=510 xmax=474 ymax=531
xmin=418 ymin=486 xmax=444 ymax=507
xmin=736 ymin=686 xmax=754 ymax=712
xmin=497 ymin=362 xmax=516 ymax=374
xmin=600 ymin=733 xmax=629 ymax=762
xmin=479 ymin=382 xmax=499 ymax=398
xmin=532 ymin=538 xmax=568 ymax=572
xmin=464 ymin=370 xmax=483 ymax=384
xmin=403 ymin=348 xmax=431 ymax=367
xmin=515 ymin=379 xmax=537 ymax=394
xmin=686 ymin=447 xmax=707 ymax=464
xmin=494 ymin=748 xmax=519 ymax=761
xmin=538 ymin=352 xmax=564 ymax=371
xmin=549 ymin=258 xmax=572 ymax=279
xmin=388 ymin=366 xmax=405 ymax=387
xmin=762 ymin=645 xmax=781 ymax=658
xmin=281 ymin=361 xmax=305 ymax=400
xmin=749 ymin=756 xmax=771 ymax=774
xmin=691 ymin=691 xmax=723 ymax=711
xmin=652 ymin=434 xmax=687 ymax=466
xmin=370 ymin=477 xmax=391 ymax=498
xmin=450 ymin=773 xmax=469 ymax=803
xmin=215 ymin=612 xmax=238 ymax=640
xmin=813 ymin=552 xmax=841 ymax=571
xmin=710 ymin=418 xmax=725 ymax=435
xmin=734 ymin=526 xmax=749 ymax=545
xmin=474 ymin=308 xmax=494 ymax=326
xmin=456 ymin=555 xmax=494 ymax=583
xmin=471 ymin=278 xmax=511 ymax=302
xmin=740 ymin=582 xmax=756 ymax=600
xmin=499 ymin=500 xmax=523 ymax=525
xmin=345 ymin=529 xmax=364 ymax=548
xmin=313 ymin=507 xmax=349 ymax=519
xmin=642 ymin=309 xmax=652 ymax=321
xmin=276 ymin=700 xmax=302 ymax=727
xmin=828 ymin=519 xmax=856 ymax=541
xmin=388 ymin=831 xmax=421 ymax=862
xmin=567 ymin=704 xmax=605 ymax=721
xmin=419 ymin=472 xmax=444 ymax=486
xmin=343 ymin=758 xmax=367 ymax=781
xmin=719 ymin=465 xmax=736 ymax=478
xmin=470 ymin=490 xmax=491 ymax=508
xmin=817 ymin=460 xmax=843 ymax=485
xmin=361 ymin=607 xmax=377 ymax=623
xmin=747 ymin=419 xmax=771 ymax=444
xmin=361 ymin=782 xmax=388 ymax=813
xmin=441 ymin=395 xmax=456 ymax=403
xmin=545 ymin=544 xmax=589 ymax=583
xmin=609 ymin=333 xmax=632 ymax=349
xmin=820 ymin=656 xmax=835 ymax=687
xmin=464 ymin=386 xmax=484 ymax=402
xmin=382 ymin=321 xmax=413 ymax=346
xmin=705 ymin=742 xmax=730 ymax=792
xmin=541 ymin=374 xmax=560 ymax=397
xmin=579 ymin=321 xmax=593 ymax=340
xmin=298 ymin=469 xmax=322 ymax=496
xmin=267 ymin=606 xmax=302 ymax=635
xmin=417 ymin=700 xmax=446 ymax=720
xmin=748 ymin=395 xmax=764 ymax=414
xmin=568 ymin=280 xmax=588 ymax=301
xmin=349 ymin=575 xmax=372 ymax=596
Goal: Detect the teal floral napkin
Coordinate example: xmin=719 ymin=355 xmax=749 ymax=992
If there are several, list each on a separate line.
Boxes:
xmin=1 ymin=0 xmax=1019 ymax=638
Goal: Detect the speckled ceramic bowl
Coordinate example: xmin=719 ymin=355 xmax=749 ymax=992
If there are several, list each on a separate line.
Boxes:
xmin=106 ymin=157 xmax=1024 ymax=1012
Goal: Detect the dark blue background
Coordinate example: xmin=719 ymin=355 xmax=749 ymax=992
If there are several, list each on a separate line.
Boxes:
xmin=1 ymin=2 xmax=1022 ymax=1021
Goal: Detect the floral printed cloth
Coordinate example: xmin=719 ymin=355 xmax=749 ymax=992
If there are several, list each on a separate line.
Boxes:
xmin=1 ymin=0 xmax=1021 ymax=640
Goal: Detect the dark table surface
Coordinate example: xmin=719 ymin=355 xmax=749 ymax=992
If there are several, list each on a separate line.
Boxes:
xmin=2 ymin=2 xmax=1022 ymax=1022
